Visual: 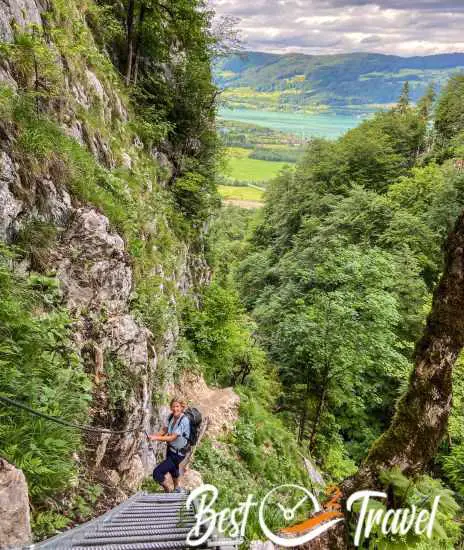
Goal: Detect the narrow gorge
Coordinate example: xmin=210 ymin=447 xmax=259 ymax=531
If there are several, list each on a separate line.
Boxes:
xmin=2 ymin=2 xmax=464 ymax=549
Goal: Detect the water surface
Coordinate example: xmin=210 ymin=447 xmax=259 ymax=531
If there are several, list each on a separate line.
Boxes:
xmin=219 ymin=108 xmax=367 ymax=139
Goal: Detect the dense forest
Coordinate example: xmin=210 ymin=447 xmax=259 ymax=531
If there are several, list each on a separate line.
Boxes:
xmin=177 ymin=74 xmax=464 ymax=547
xmin=1 ymin=0 xmax=464 ymax=548
xmin=219 ymin=76 xmax=464 ymax=547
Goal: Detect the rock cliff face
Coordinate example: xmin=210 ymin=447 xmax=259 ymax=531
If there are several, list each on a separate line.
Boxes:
xmin=0 ymin=0 xmax=210 ymax=502
xmin=0 ymin=459 xmax=32 ymax=549
xmin=0 ymin=1 xmax=43 ymax=43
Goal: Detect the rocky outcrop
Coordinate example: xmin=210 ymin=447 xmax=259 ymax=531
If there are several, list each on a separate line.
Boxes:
xmin=0 ymin=113 xmax=204 ymax=504
xmin=54 ymin=208 xmax=132 ymax=313
xmin=162 ymin=465 xmax=204 ymax=493
xmin=0 ymin=148 xmax=170 ymax=491
xmin=0 ymin=458 xmax=32 ymax=549
xmin=180 ymin=468 xmax=204 ymax=491
xmin=0 ymin=157 xmax=207 ymax=495
xmin=0 ymin=0 xmax=208 ymax=494
xmin=0 ymin=0 xmax=131 ymax=173
xmin=0 ymin=152 xmax=22 ymax=241
xmin=52 ymin=208 xmax=160 ymax=488
xmin=0 ymin=0 xmax=44 ymax=43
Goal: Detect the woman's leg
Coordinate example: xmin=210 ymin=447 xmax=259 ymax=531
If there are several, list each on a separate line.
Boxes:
xmin=169 ymin=451 xmax=183 ymax=489
xmin=153 ymin=455 xmax=177 ymax=492
xmin=174 ymin=449 xmax=191 ymax=489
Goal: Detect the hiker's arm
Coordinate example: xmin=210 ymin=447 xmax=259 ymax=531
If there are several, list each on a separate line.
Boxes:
xmin=148 ymin=426 xmax=169 ymax=440
xmin=149 ymin=432 xmax=178 ymax=442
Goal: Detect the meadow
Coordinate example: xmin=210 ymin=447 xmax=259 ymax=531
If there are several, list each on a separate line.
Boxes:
xmin=218 ymin=184 xmax=264 ymax=202
xmin=223 ymin=147 xmax=289 ymax=182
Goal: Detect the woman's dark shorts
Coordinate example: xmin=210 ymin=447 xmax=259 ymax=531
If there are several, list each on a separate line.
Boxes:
xmin=153 ymin=448 xmax=185 ymax=483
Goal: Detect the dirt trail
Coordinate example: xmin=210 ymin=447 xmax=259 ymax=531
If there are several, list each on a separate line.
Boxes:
xmin=171 ymin=371 xmax=240 ymax=437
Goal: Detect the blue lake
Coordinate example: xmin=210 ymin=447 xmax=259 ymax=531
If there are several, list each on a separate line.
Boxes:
xmin=219 ymin=108 xmax=368 ymax=139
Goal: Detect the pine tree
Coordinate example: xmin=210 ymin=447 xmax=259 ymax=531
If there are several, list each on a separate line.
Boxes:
xmin=397 ymin=81 xmax=410 ymax=114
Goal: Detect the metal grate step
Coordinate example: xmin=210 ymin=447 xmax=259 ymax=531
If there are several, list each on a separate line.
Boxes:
xmin=30 ymin=492 xmax=241 ymax=550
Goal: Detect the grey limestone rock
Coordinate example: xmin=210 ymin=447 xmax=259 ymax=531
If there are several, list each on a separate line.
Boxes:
xmin=0 ymin=458 xmax=32 ymax=549
xmin=0 ymin=152 xmax=23 ymax=241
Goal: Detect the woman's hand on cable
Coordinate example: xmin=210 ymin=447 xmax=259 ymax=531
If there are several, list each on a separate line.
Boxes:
xmin=149 ymin=433 xmax=178 ymax=442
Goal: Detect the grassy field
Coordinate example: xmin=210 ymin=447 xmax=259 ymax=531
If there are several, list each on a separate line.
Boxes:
xmin=223 ymin=147 xmax=289 ymax=182
xmin=221 ymin=87 xmax=282 ymax=109
xmin=218 ymin=185 xmax=264 ymax=201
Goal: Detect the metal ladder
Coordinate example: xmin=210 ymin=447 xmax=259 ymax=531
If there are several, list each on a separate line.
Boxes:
xmin=26 ymin=492 xmax=242 ymax=550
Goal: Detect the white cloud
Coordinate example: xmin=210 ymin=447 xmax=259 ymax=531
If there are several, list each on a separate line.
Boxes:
xmin=209 ymin=0 xmax=464 ymax=56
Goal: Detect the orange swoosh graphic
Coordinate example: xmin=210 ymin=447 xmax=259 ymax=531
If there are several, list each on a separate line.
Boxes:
xmin=280 ymin=511 xmax=344 ymax=535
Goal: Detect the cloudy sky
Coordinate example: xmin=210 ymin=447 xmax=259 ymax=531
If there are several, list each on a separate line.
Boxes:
xmin=210 ymin=0 xmax=464 ymax=57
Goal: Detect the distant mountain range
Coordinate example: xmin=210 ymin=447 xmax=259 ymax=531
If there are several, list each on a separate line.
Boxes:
xmin=214 ymin=51 xmax=464 ymax=113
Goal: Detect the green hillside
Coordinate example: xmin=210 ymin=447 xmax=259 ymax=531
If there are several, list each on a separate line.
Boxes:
xmin=214 ymin=51 xmax=464 ymax=113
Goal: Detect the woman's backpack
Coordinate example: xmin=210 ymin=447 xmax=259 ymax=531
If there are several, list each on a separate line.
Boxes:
xmin=183 ymin=407 xmax=202 ymax=447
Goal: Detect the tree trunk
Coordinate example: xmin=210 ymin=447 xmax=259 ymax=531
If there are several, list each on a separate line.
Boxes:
xmin=352 ymin=209 xmax=464 ymax=488
xmin=125 ymin=0 xmax=136 ymax=85
xmin=298 ymin=365 xmax=312 ymax=443
xmin=309 ymin=382 xmax=326 ymax=453
xmin=132 ymin=3 xmax=146 ymax=86
xmin=306 ymin=209 xmax=464 ymax=549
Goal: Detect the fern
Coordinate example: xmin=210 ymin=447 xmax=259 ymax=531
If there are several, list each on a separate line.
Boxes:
xmin=0 ymin=246 xmax=92 ymax=504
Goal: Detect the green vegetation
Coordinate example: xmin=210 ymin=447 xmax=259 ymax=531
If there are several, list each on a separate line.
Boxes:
xmin=249 ymin=147 xmax=302 ymax=163
xmin=0 ymin=246 xmax=92 ymax=531
xmin=219 ymin=119 xmax=305 ymax=147
xmin=91 ymin=0 xmax=219 ymax=165
xmin=434 ymin=74 xmax=464 ymax=160
xmin=183 ymin=73 xmax=464 ymax=545
xmin=220 ymin=86 xmax=315 ymax=112
xmin=193 ymin=377 xmax=314 ymax=540
xmin=219 ymin=124 xmax=303 ymax=193
xmin=348 ymin=469 xmax=460 ymax=548
xmin=3 ymin=0 xmax=464 ymax=548
xmin=225 ymin=155 xmax=286 ymax=181
xmin=221 ymin=86 xmax=283 ymax=109
xmin=185 ymin=206 xmax=317 ymax=541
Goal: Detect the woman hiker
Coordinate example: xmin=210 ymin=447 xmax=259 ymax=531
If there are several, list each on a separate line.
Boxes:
xmin=149 ymin=398 xmax=190 ymax=493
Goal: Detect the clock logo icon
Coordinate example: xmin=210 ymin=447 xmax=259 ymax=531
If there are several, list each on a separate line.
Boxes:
xmin=258 ymin=484 xmax=343 ymax=547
